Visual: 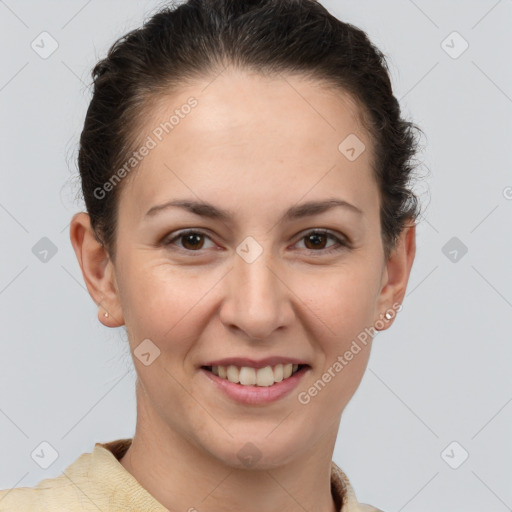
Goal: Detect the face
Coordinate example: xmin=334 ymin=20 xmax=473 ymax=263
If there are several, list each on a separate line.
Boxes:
xmin=74 ymin=68 xmax=414 ymax=469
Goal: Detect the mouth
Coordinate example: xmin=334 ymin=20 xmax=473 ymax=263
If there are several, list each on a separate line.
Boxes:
xmin=201 ymin=363 xmax=309 ymax=387
xmin=200 ymin=362 xmax=310 ymax=405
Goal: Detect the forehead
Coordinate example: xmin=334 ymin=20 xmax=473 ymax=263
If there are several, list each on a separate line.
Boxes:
xmin=121 ymin=69 xmax=376 ymax=217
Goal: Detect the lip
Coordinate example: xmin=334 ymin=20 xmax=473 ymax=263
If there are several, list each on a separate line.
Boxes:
xmin=200 ymin=365 xmax=310 ymax=405
xmin=200 ymin=356 xmax=308 ymax=369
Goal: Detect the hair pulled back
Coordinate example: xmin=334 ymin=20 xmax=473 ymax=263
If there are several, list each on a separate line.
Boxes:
xmin=78 ymin=0 xmax=425 ymax=262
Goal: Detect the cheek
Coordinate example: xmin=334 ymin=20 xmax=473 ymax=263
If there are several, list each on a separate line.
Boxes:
xmin=292 ymin=263 xmax=379 ymax=343
xmin=289 ymin=262 xmax=377 ymax=407
xmin=118 ymin=258 xmax=226 ymax=358
xmin=310 ymin=349 xmax=370 ymax=423
xmin=119 ymin=241 xmax=381 ymax=350
xmin=294 ymin=272 xmax=374 ymax=419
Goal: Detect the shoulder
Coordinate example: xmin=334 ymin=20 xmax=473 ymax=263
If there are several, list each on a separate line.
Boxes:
xmin=0 ymin=472 xmax=88 ymax=511
xmin=0 ymin=438 xmax=157 ymax=512
xmin=0 ymin=445 xmax=109 ymax=511
xmin=0 ymin=484 xmax=72 ymax=511
xmin=0 ymin=487 xmax=41 ymax=511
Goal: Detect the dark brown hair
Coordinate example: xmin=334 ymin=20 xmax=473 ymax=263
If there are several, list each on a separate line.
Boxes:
xmin=77 ymin=0 xmax=425 ymax=262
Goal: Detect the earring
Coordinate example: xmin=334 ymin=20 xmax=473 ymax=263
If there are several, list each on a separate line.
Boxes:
xmin=384 ymin=312 xmax=392 ymax=320
xmin=104 ymin=311 xmax=109 ymax=318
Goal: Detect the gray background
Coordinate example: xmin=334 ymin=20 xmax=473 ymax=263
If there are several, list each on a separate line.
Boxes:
xmin=1 ymin=1 xmax=511 ymax=511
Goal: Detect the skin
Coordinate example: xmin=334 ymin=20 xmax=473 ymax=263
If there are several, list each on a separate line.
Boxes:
xmin=70 ymin=67 xmax=416 ymax=512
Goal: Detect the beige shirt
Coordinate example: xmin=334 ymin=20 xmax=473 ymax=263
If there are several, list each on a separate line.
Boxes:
xmin=0 ymin=438 xmax=384 ymax=511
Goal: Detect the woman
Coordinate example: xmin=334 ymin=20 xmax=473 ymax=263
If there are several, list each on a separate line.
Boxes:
xmin=0 ymin=0 xmax=421 ymax=510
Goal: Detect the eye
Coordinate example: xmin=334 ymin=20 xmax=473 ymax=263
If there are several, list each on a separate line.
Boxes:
xmin=293 ymin=229 xmax=348 ymax=254
xmin=163 ymin=230 xmax=216 ymax=252
xmin=163 ymin=228 xmax=349 ymax=255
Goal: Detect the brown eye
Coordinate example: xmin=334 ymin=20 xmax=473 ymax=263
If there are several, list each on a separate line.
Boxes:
xmin=163 ymin=229 xmax=348 ymax=256
xmin=295 ymin=230 xmax=348 ymax=254
xmin=164 ymin=230 xmax=215 ymax=252
xmin=180 ymin=232 xmax=205 ymax=250
xmin=303 ymin=232 xmax=329 ymax=250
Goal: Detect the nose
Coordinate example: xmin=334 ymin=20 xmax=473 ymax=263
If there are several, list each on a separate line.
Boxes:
xmin=219 ymin=245 xmax=294 ymax=341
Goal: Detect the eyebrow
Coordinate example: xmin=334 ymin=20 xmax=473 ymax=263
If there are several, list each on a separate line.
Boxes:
xmin=144 ymin=198 xmax=363 ymax=224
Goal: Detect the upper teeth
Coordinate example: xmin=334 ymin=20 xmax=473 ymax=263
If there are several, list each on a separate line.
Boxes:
xmin=211 ymin=363 xmax=300 ymax=387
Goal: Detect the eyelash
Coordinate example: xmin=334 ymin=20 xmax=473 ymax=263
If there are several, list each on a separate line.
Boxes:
xmin=162 ymin=229 xmax=349 ymax=255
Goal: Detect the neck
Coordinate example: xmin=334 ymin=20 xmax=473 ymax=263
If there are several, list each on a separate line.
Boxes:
xmin=119 ymin=382 xmax=340 ymax=512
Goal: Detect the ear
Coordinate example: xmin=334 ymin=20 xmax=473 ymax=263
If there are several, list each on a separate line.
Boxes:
xmin=69 ymin=212 xmax=125 ymax=327
xmin=374 ymin=220 xmax=416 ymax=330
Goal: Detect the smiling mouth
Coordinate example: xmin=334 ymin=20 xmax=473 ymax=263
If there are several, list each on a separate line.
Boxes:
xmin=202 ymin=363 xmax=308 ymax=387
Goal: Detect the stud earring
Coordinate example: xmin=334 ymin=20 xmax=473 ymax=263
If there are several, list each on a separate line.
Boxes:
xmin=104 ymin=311 xmax=109 ymax=318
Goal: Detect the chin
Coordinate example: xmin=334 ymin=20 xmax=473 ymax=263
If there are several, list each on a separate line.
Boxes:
xmin=206 ymin=430 xmax=309 ymax=470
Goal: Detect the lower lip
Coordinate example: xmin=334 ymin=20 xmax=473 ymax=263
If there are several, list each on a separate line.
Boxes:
xmin=200 ymin=366 xmax=309 ymax=405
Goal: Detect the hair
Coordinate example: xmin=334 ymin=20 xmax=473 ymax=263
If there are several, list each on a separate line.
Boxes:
xmin=77 ymin=0 xmax=426 ymax=263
